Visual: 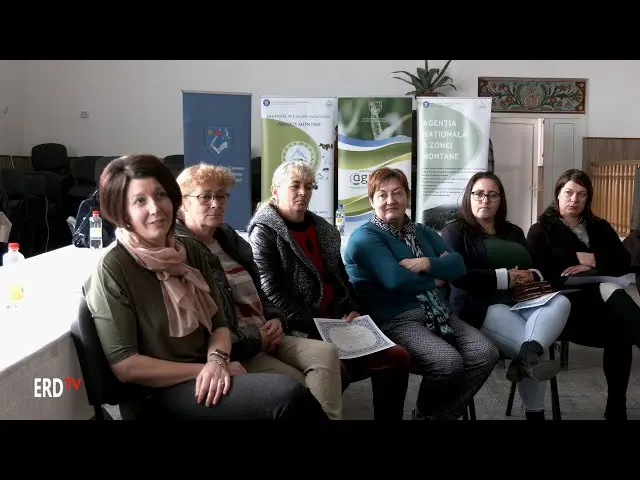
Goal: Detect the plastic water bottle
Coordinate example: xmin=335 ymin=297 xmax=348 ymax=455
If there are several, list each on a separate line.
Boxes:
xmin=89 ymin=210 xmax=103 ymax=249
xmin=335 ymin=204 xmax=345 ymax=235
xmin=2 ymin=242 xmax=25 ymax=309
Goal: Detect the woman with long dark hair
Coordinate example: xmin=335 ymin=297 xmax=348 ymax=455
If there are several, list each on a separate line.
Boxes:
xmin=441 ymin=171 xmax=570 ymax=420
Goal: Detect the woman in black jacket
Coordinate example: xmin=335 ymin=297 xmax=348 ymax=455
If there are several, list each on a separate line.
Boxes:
xmin=248 ymin=160 xmax=411 ymax=421
xmin=441 ymin=172 xmax=570 ymax=420
xmin=527 ymin=168 xmax=640 ymax=420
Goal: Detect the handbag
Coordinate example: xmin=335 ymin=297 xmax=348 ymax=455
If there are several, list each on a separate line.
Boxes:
xmin=512 ymin=281 xmax=553 ymax=302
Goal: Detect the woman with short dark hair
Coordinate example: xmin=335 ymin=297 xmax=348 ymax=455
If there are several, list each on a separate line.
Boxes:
xmin=343 ymin=166 xmax=498 ymax=421
xmin=83 ymin=154 xmax=328 ymax=421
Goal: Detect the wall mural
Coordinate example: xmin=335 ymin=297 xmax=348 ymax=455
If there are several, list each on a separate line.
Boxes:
xmin=478 ymin=77 xmax=587 ymax=114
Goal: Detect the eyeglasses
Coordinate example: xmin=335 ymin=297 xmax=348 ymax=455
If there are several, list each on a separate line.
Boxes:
xmin=185 ymin=193 xmax=230 ymax=206
xmin=471 ymin=191 xmax=500 ymax=203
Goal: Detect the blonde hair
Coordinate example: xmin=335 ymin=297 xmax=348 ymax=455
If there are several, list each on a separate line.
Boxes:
xmin=176 ymin=163 xmax=236 ymax=221
xmin=176 ymin=163 xmax=236 ymax=194
xmin=256 ymin=160 xmax=316 ymax=211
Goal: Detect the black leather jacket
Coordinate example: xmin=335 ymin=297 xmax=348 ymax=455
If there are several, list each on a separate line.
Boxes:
xmin=174 ymin=220 xmax=285 ymax=361
xmin=247 ymin=204 xmax=362 ymax=336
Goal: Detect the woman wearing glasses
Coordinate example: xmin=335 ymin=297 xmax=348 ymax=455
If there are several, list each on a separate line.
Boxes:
xmin=441 ymin=172 xmax=570 ymax=420
xmin=175 ymin=163 xmax=343 ymax=420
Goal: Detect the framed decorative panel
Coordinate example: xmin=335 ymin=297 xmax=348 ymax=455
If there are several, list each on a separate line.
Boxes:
xmin=478 ymin=77 xmax=587 ymax=114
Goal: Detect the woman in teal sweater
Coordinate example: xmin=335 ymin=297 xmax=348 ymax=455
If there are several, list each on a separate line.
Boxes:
xmin=344 ymin=167 xmax=499 ymax=421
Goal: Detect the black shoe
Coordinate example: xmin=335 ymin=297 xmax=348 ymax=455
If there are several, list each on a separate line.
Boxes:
xmin=525 ymin=411 xmax=546 ymax=421
xmin=506 ymin=341 xmax=562 ymax=383
xmin=605 ymin=396 xmax=627 ymax=420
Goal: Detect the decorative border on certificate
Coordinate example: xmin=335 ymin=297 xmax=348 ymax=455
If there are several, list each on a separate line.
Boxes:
xmin=313 ymin=315 xmax=395 ymax=360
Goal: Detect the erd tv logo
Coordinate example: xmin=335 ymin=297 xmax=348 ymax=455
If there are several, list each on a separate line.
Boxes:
xmin=34 ymin=377 xmax=82 ymax=398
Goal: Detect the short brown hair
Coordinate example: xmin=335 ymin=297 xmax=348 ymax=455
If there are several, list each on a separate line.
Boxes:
xmin=176 ymin=163 xmax=237 ymax=194
xmin=367 ymin=167 xmax=410 ymax=201
xmin=99 ymin=154 xmax=182 ymax=235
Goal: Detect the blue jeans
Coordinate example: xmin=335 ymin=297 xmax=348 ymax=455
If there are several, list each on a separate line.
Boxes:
xmin=480 ymin=294 xmax=571 ymax=412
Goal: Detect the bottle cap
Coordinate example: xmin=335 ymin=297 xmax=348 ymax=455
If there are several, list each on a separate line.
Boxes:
xmin=92 ymin=210 xmax=100 ymax=215
xmin=8 ymin=242 xmax=19 ymax=250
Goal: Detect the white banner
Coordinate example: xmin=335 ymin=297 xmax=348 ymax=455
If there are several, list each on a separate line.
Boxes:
xmin=261 ymin=97 xmax=337 ymax=224
xmin=416 ymin=97 xmax=492 ymax=231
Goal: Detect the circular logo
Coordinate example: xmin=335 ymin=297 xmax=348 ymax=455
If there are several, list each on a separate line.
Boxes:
xmin=263 ymin=99 xmax=270 ymax=107
xmin=281 ymin=141 xmax=317 ymax=168
xmin=423 ymin=101 xmax=430 ymax=108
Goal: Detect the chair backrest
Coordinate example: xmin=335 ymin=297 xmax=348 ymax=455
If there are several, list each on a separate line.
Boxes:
xmin=31 ymin=143 xmax=69 ymax=174
xmin=70 ymin=296 xmax=125 ymax=407
xmin=72 ymin=156 xmax=101 ymax=185
xmin=163 ymin=155 xmax=184 ymax=178
xmin=94 ymin=156 xmax=119 ymax=185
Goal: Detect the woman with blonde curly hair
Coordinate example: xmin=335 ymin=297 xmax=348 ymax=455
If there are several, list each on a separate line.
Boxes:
xmin=175 ymin=163 xmax=343 ymax=420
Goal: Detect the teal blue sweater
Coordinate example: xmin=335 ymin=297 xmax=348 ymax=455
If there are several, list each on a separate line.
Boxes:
xmin=344 ymin=222 xmax=466 ymax=326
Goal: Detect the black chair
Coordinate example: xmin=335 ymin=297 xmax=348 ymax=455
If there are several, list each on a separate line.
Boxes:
xmin=70 ymin=296 xmax=123 ymax=420
xmin=504 ymin=342 xmax=562 ymax=420
xmin=95 ymin=156 xmax=119 ymax=185
xmin=163 ymin=154 xmax=184 ymax=178
xmin=68 ymin=156 xmax=101 ymax=214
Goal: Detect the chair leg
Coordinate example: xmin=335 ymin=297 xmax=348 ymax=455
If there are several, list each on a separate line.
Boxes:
xmin=468 ymin=399 xmax=477 ymax=420
xmin=506 ymin=382 xmax=516 ymax=416
xmin=92 ymin=405 xmax=114 ymax=421
xmin=550 ymin=376 xmax=561 ymax=420
xmin=94 ymin=405 xmax=104 ymax=420
xmin=560 ymin=340 xmax=569 ymax=370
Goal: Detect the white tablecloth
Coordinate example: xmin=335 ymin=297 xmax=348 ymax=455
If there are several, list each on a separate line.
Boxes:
xmin=0 ymin=246 xmax=102 ymax=419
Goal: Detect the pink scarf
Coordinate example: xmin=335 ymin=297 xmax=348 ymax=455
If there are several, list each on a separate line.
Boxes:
xmin=115 ymin=228 xmax=218 ymax=338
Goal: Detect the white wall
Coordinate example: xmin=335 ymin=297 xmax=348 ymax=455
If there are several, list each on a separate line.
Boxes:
xmin=13 ymin=60 xmax=640 ymax=157
xmin=0 ymin=60 xmax=25 ymax=155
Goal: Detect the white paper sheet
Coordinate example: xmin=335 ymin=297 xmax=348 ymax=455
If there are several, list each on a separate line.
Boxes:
xmin=313 ymin=315 xmax=395 ymax=359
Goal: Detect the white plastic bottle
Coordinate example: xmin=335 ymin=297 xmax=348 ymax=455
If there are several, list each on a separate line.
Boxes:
xmin=89 ymin=210 xmax=103 ymax=249
xmin=2 ymin=242 xmax=25 ymax=308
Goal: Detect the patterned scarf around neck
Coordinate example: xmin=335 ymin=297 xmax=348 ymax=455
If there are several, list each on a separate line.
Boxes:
xmin=371 ymin=214 xmax=458 ymax=348
xmin=115 ymin=228 xmax=218 ymax=338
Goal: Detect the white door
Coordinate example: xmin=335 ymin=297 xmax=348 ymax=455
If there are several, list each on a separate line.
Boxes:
xmin=490 ymin=117 xmax=543 ymax=235
xmin=541 ymin=117 xmax=587 ymax=208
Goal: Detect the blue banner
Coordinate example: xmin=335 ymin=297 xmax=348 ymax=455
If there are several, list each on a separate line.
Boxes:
xmin=182 ymin=91 xmax=252 ymax=230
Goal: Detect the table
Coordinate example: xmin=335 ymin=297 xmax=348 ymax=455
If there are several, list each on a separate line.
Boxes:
xmin=0 ymin=232 xmax=349 ymax=419
xmin=0 ymin=246 xmax=102 ymax=419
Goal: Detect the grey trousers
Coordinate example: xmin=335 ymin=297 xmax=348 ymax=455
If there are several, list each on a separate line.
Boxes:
xmin=121 ymin=372 xmax=329 ymax=421
xmin=382 ymin=312 xmax=499 ymax=420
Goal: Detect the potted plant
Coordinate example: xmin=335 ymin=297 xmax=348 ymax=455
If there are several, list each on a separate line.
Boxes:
xmin=392 ymin=60 xmax=457 ymax=97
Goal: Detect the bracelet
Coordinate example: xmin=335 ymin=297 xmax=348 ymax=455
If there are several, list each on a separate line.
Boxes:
xmin=208 ymin=351 xmax=229 ymax=363
xmin=210 ymin=358 xmax=227 ymax=369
